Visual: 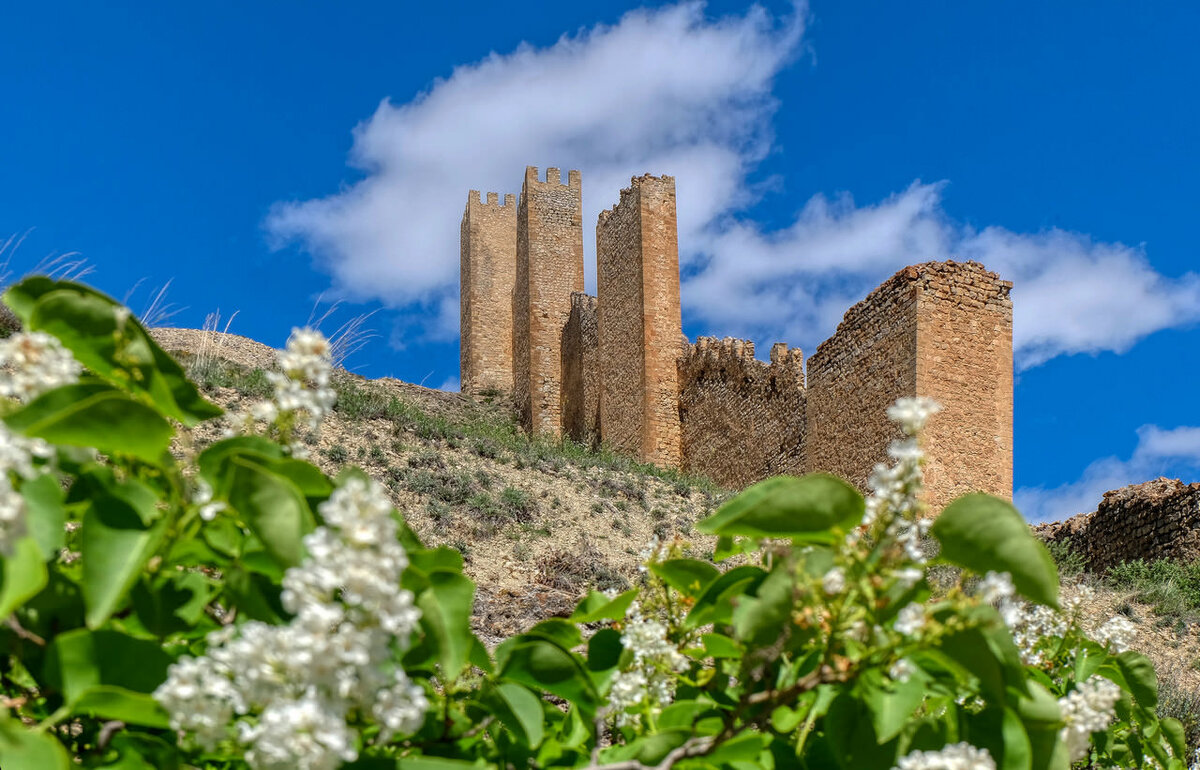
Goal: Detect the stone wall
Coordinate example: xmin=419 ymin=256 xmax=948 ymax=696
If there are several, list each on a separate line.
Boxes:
xmin=1034 ymin=478 xmax=1200 ymax=572
xmin=805 ymin=267 xmax=919 ymax=496
xmin=678 ymin=337 xmax=806 ymax=487
xmin=804 ymin=261 xmax=1013 ymax=512
xmin=513 ymin=166 xmax=584 ymax=438
xmin=914 ymin=261 xmax=1013 ymax=511
xmin=459 ymin=190 xmax=517 ymax=394
xmin=596 ymin=174 xmax=682 ymax=466
xmin=561 ymin=292 xmax=599 ymax=445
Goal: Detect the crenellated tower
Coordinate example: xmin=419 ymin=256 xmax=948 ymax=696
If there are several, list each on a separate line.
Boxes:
xmin=512 ymin=167 xmax=584 ymax=437
xmin=596 ymin=174 xmax=682 ymax=466
xmin=460 ymin=190 xmax=517 ymax=394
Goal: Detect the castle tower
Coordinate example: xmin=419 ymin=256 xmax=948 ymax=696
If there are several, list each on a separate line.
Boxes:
xmin=459 ymin=191 xmax=517 ymax=394
xmin=804 ymin=261 xmax=1013 ymax=512
xmin=513 ymin=167 xmax=584 ymax=436
xmin=561 ymin=292 xmax=600 ymax=445
xmin=596 ymin=174 xmax=682 ymax=467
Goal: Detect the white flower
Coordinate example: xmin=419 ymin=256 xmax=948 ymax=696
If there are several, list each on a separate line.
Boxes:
xmin=155 ymin=479 xmax=426 ymax=767
xmin=0 ymin=475 xmax=27 ymax=557
xmin=976 ymin=572 xmax=1015 ymax=604
xmin=1058 ymin=676 xmax=1121 ymax=762
xmin=894 ymin=603 xmax=926 ymax=637
xmin=894 ymin=567 xmax=924 ymax=590
xmin=0 ymin=331 xmax=81 ymax=402
xmin=606 ymin=602 xmax=688 ymax=725
xmin=889 ymin=658 xmax=916 ymax=683
xmin=894 ymin=742 xmax=995 ymax=769
xmin=886 ymin=396 xmax=942 ymax=436
xmin=1094 ymin=615 xmax=1137 ymax=654
xmin=192 ymin=479 xmax=227 ymax=522
xmin=822 ymin=567 xmax=846 ymax=595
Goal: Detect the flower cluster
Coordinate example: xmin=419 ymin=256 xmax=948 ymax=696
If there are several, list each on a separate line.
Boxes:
xmin=155 ymin=479 xmax=426 ymax=770
xmin=893 ymin=742 xmax=996 ymax=770
xmin=1094 ymin=615 xmax=1137 ymax=654
xmin=231 ymin=328 xmax=337 ymax=454
xmin=606 ymin=601 xmax=688 ymax=727
xmin=0 ymin=331 xmax=81 ymax=403
xmin=859 ymin=397 xmax=941 ymax=566
xmin=1057 ymin=676 xmax=1121 ymax=762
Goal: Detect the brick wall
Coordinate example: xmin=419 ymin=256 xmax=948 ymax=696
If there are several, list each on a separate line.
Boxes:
xmin=678 ymin=337 xmax=806 ymax=487
xmin=513 ymin=166 xmax=584 ymax=437
xmin=1034 ymin=478 xmax=1200 ymax=572
xmin=561 ymin=292 xmax=600 ymax=445
xmin=596 ymin=175 xmax=682 ymax=466
xmin=805 ymin=261 xmax=1013 ymax=512
xmin=914 ymin=261 xmax=1013 ymax=511
xmin=460 ymin=191 xmax=517 ymax=394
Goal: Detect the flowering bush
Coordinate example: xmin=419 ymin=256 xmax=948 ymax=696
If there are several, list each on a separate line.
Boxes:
xmin=0 ymin=276 xmax=1192 ymax=769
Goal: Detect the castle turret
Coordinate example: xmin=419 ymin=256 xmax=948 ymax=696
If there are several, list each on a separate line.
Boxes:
xmin=512 ymin=167 xmax=584 ymax=437
xmin=460 ymin=190 xmax=517 ymax=394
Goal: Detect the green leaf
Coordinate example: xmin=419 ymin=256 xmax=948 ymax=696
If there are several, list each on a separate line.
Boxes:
xmin=417 ymin=571 xmax=476 ymax=681
xmin=650 ymin=558 xmax=720 ymax=597
xmin=1113 ymin=650 xmax=1158 ymax=709
xmin=226 ymin=455 xmax=314 ymax=568
xmin=223 ymin=564 xmax=287 ymax=623
xmin=932 ymin=494 xmax=1059 ymax=608
xmin=73 ymin=686 xmax=171 ymax=728
xmin=525 ymin=618 xmax=583 ymax=650
xmin=393 ymin=758 xmax=489 ymax=769
xmin=700 ymin=633 xmax=744 ymax=659
xmin=101 ymin=733 xmax=180 ymax=770
xmin=569 ymin=588 xmax=636 ymax=624
xmin=685 ymin=565 xmax=767 ymax=628
xmin=131 ymin=571 xmax=212 ymax=637
xmin=494 ymin=682 xmax=545 ymax=747
xmin=498 ymin=637 xmax=598 ymax=712
xmin=0 ymin=536 xmax=48 ymax=618
xmin=732 ymin=566 xmax=794 ymax=646
xmin=696 ymin=474 xmax=864 ymax=541
xmin=0 ymin=717 xmax=70 ymax=770
xmin=80 ymin=479 xmax=167 ymax=628
xmin=408 ymin=546 xmax=465 ymax=576
xmin=5 ymin=382 xmax=173 ymax=462
xmin=44 ymin=629 xmax=172 ymax=726
xmin=8 ymin=278 xmax=221 ymax=426
xmin=860 ymin=667 xmax=928 ymax=743
xmin=1161 ymin=718 xmax=1187 ymax=760
xmin=21 ymin=473 xmax=66 ymax=559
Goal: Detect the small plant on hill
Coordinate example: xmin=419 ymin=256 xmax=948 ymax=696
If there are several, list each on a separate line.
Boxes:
xmin=1107 ymin=558 xmax=1200 ymax=619
xmin=0 ymin=277 xmax=1192 ymax=769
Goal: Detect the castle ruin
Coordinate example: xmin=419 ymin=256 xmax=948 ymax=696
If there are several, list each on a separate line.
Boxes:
xmin=460 ymin=168 xmax=1014 ymax=510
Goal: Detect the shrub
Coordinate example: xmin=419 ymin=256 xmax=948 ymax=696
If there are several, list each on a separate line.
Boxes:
xmin=1045 ymin=537 xmax=1087 ymax=578
xmin=0 ymin=276 xmax=1188 ymax=770
xmin=1107 ymin=558 xmax=1200 ymax=617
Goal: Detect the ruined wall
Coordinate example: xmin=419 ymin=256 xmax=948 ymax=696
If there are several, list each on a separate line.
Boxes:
xmin=914 ymin=261 xmax=1013 ymax=511
xmin=460 ymin=191 xmax=517 ymax=394
xmin=596 ymin=175 xmax=682 ymax=466
xmin=678 ymin=338 xmax=806 ymax=488
xmin=805 ymin=269 xmax=919 ymax=495
xmin=513 ymin=167 xmax=584 ymax=437
xmin=1035 ymin=478 xmax=1200 ymax=572
xmin=561 ymin=292 xmax=600 ymax=445
xmin=804 ymin=261 xmax=1012 ymax=511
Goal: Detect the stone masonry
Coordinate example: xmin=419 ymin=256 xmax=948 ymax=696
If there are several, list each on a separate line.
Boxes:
xmin=512 ymin=167 xmax=584 ymax=438
xmin=461 ymin=169 xmax=1015 ymax=508
xmin=561 ymin=292 xmax=600 ymax=445
xmin=678 ymin=338 xmax=806 ymax=487
xmin=1034 ymin=478 xmax=1200 ymax=572
xmin=597 ymin=175 xmax=682 ymax=466
xmin=460 ymin=191 xmax=517 ymax=394
xmin=806 ymin=261 xmax=1013 ymax=512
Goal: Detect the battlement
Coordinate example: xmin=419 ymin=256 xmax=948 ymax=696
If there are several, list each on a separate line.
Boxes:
xmin=523 ymin=165 xmax=582 ymax=191
xmin=467 ymin=190 xmax=517 ymax=209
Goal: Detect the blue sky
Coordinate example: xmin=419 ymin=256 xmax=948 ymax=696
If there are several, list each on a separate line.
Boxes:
xmin=3 ymin=1 xmax=1198 ymax=521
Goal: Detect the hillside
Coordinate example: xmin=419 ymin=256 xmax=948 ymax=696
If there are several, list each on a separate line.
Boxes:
xmin=152 ymin=327 xmax=726 ymax=646
xmin=151 ymin=327 xmax=1200 ymax=743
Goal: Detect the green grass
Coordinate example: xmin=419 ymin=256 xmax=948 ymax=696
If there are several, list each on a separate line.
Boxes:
xmin=1045 ymin=539 xmax=1086 ymax=579
xmin=1105 ymin=559 xmax=1200 ymax=619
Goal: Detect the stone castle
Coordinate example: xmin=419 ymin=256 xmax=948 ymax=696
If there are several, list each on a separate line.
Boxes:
xmin=460 ymin=167 xmax=1013 ymax=510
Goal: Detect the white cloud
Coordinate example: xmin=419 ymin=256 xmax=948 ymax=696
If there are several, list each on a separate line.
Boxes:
xmin=267 ymin=0 xmax=1200 ymax=369
xmin=437 ymin=375 xmax=461 ymax=393
xmin=267 ymin=1 xmax=804 ymax=315
xmin=1015 ymin=425 xmax=1200 ymax=523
